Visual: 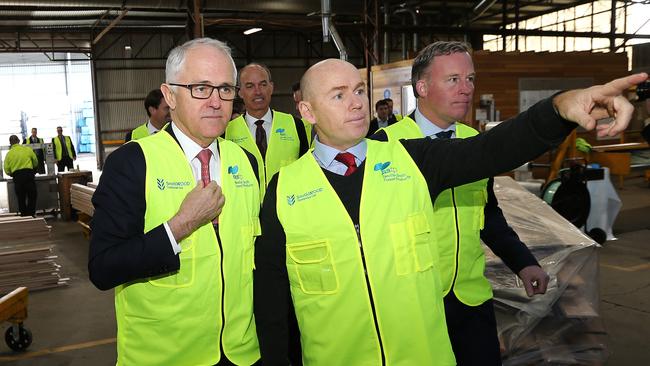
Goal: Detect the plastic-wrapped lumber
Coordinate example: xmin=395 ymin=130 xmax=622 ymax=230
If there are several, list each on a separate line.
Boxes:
xmin=488 ymin=177 xmax=607 ymax=365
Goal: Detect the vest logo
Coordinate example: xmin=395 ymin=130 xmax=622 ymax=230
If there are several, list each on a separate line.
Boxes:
xmin=228 ymin=165 xmax=253 ymax=188
xmin=374 ymin=161 xmax=411 ymax=182
xmin=373 ymin=162 xmax=391 ymax=171
xmin=286 ymin=188 xmax=324 ymax=206
xmin=287 ymin=195 xmax=296 ymax=206
xmin=230 ymin=136 xmax=248 ymax=144
xmin=275 ymin=127 xmax=295 ymax=142
xmin=156 ymin=178 xmax=192 ymax=190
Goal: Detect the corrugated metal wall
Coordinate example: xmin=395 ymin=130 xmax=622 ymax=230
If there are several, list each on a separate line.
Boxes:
xmin=94 ymin=32 xmax=182 ymax=144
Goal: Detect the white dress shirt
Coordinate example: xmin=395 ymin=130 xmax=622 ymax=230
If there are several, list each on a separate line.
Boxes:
xmin=146 ymin=121 xmax=161 ymax=135
xmin=163 ymin=122 xmax=221 ymax=254
xmin=414 ymin=108 xmax=456 ymax=138
xmin=244 ymin=108 xmax=273 ymax=144
xmin=312 ymin=136 xmax=367 ymax=175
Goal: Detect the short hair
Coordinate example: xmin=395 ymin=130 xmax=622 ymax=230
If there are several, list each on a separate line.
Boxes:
xmin=375 ymin=99 xmax=389 ymax=110
xmin=384 ymin=97 xmax=393 ymax=103
xmin=56 ymin=126 xmax=63 ymax=130
xmin=238 ymin=62 xmax=273 ymax=86
xmin=144 ymin=89 xmax=165 ymax=117
xmin=232 ymin=97 xmax=246 ymax=116
xmin=411 ymin=41 xmax=472 ymax=98
xmin=9 ymin=135 xmax=19 ymax=145
xmin=291 ymin=81 xmax=301 ymax=93
xmin=165 ymin=37 xmax=237 ymax=85
xmin=31 ymin=127 xmax=37 ymax=132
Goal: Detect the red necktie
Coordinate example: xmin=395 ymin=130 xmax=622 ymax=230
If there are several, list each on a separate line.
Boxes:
xmin=255 ymin=120 xmax=267 ymax=158
xmin=196 ymin=149 xmax=212 ymax=187
xmin=335 ymin=152 xmax=357 ymax=176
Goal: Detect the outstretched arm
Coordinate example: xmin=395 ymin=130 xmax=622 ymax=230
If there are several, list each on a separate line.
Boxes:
xmin=553 ymin=73 xmax=648 ymax=137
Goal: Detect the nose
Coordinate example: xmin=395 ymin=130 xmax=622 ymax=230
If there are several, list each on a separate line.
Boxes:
xmin=350 ymin=93 xmax=363 ymax=110
xmin=459 ymin=79 xmax=474 ymax=95
xmin=208 ymin=89 xmax=222 ymax=108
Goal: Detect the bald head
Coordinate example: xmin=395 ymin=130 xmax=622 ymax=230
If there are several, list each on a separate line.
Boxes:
xmin=298 ymin=59 xmax=369 ymax=151
xmin=301 ymin=59 xmax=358 ymax=103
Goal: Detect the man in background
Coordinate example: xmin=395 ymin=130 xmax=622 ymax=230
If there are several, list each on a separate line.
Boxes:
xmin=366 ymin=99 xmax=398 ymax=137
xmin=225 ymin=63 xmax=309 ymax=186
xmin=125 ymin=88 xmax=172 ymax=142
xmin=23 ymin=127 xmax=45 ymax=174
xmin=52 ymin=126 xmax=76 ymax=172
xmin=384 ymin=97 xmax=403 ymax=121
xmin=4 ymin=135 xmax=38 ymax=217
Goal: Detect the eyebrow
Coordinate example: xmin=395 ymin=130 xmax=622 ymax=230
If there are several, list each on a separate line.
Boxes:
xmin=327 ymin=81 xmax=365 ymax=94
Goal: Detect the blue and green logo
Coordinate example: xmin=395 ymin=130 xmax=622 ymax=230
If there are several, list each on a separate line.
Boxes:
xmin=227 ymin=165 xmax=239 ymax=174
xmin=373 ymin=161 xmax=391 ymax=172
xmin=287 ymin=195 xmax=296 ymax=206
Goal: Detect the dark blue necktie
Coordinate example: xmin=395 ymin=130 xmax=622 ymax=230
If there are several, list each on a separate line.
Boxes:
xmin=434 ymin=130 xmax=453 ymax=139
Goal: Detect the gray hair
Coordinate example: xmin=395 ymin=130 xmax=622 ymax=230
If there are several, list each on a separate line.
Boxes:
xmin=411 ymin=41 xmax=472 ymax=98
xmin=165 ymin=37 xmax=237 ymax=84
xmin=238 ymin=62 xmax=273 ymax=86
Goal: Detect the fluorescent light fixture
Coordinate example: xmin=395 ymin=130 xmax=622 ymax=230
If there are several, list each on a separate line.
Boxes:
xmin=124 ymin=45 xmax=132 ymax=51
xmin=243 ymin=27 xmax=262 ymax=35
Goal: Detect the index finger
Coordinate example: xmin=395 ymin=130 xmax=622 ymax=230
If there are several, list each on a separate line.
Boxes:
xmin=600 ymin=72 xmax=648 ymax=96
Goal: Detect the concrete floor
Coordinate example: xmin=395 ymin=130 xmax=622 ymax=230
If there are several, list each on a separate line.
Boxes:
xmin=0 ymin=177 xmax=648 ymax=365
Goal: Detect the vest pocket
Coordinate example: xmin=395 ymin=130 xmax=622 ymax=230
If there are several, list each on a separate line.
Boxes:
xmin=390 ymin=212 xmax=434 ymax=276
xmin=286 ymin=240 xmax=339 ymax=295
xmin=149 ymin=245 xmax=195 ymax=288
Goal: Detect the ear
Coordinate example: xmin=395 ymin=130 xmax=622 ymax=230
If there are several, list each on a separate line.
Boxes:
xmin=298 ymin=101 xmax=316 ymax=126
xmin=160 ymin=83 xmax=176 ymax=110
xmin=416 ymin=80 xmax=428 ymax=98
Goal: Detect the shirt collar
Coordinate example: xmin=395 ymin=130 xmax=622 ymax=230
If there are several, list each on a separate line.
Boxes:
xmin=146 ymin=120 xmax=161 ymax=135
xmin=414 ymin=108 xmax=456 ymax=138
xmin=171 ymin=122 xmax=218 ymax=162
xmin=244 ymin=108 xmax=273 ymax=128
xmin=312 ymin=136 xmax=367 ymax=168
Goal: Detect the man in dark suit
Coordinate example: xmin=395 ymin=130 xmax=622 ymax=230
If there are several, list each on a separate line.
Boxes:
xmin=366 ymin=99 xmax=397 ymax=137
xmin=89 ymin=37 xmax=263 ymax=366
xmin=23 ymin=127 xmax=46 ymax=174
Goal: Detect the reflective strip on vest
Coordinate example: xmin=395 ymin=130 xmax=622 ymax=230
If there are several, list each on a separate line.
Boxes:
xmin=382 ymin=118 xmax=491 ymax=305
xmin=131 ymin=123 xmax=150 ymax=140
xmin=276 ymin=139 xmax=455 ymax=366
xmin=114 ymin=132 xmax=261 ymax=366
xmin=225 ymin=110 xmax=301 ymax=189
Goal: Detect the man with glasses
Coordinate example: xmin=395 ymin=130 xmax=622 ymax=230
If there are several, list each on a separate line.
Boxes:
xmin=89 ymin=38 xmax=262 ymax=366
xmin=225 ymin=63 xmax=310 ymax=187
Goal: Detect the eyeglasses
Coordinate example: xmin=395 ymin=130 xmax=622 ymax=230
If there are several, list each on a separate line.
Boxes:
xmin=169 ymin=83 xmax=239 ymax=101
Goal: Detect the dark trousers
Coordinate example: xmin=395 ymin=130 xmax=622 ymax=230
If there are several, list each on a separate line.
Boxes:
xmin=13 ymin=169 xmax=37 ymax=217
xmin=57 ymin=156 xmax=74 ymax=171
xmin=444 ymin=292 xmax=502 ymax=366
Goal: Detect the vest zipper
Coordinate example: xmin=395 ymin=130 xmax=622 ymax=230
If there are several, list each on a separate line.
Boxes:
xmin=449 ymin=188 xmax=461 ymax=290
xmin=215 ymin=229 xmax=227 ymax=361
xmin=355 ymin=224 xmax=387 ymax=365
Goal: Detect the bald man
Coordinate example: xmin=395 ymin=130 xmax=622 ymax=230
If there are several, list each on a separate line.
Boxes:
xmin=252 ymin=58 xmax=645 ymax=366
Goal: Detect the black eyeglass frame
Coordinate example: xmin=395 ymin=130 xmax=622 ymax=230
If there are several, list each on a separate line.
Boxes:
xmin=169 ymin=83 xmax=240 ymax=101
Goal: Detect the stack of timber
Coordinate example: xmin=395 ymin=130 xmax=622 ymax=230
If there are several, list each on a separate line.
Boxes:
xmin=0 ymin=215 xmax=67 ymax=295
xmin=488 ymin=177 xmax=606 ymax=365
xmin=70 ymin=183 xmax=95 ymax=217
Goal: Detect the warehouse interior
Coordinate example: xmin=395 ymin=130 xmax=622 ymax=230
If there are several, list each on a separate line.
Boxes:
xmin=1 ymin=0 xmax=649 ymax=365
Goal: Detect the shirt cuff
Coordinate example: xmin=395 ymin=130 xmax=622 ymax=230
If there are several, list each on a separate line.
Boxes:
xmin=163 ymin=221 xmax=182 ymax=255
